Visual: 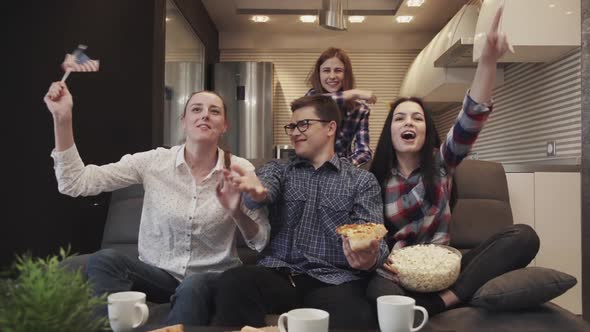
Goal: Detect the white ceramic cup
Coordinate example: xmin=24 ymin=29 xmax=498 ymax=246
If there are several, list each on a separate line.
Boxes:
xmin=377 ymin=295 xmax=428 ymax=332
xmin=108 ymin=291 xmax=150 ymax=332
xmin=278 ymin=308 xmax=329 ymax=332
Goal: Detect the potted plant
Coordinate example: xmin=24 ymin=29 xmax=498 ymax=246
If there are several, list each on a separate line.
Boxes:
xmin=0 ymin=248 xmax=108 ymax=332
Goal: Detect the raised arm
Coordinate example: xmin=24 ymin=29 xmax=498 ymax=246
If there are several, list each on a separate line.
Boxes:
xmin=44 ymin=81 xmax=75 ymax=152
xmin=305 ymin=88 xmax=377 ymax=105
xmin=440 ymin=6 xmax=511 ymax=169
xmin=340 ymin=89 xmax=377 ymax=104
xmin=44 ymin=82 xmax=146 ymax=196
xmin=470 ymin=6 xmax=513 ymax=104
xmin=349 ymin=104 xmax=373 ymax=166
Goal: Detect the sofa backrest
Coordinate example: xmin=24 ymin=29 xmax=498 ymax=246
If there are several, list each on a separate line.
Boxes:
xmin=449 ymin=159 xmax=514 ymax=250
xmin=100 ymin=184 xmax=143 ymax=258
xmin=99 ymin=159 xmax=514 ymax=258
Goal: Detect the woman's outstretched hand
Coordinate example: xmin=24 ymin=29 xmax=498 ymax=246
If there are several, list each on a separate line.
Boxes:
xmin=341 ymin=89 xmax=377 ymax=104
xmin=216 ymin=169 xmax=242 ymax=215
xmin=228 ymin=164 xmax=268 ymax=203
xmin=480 ymin=5 xmax=514 ymax=64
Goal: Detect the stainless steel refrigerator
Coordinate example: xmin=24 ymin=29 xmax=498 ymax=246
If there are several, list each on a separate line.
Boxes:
xmin=213 ymin=62 xmax=274 ymax=159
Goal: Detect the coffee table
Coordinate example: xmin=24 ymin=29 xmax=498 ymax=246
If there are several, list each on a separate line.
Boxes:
xmin=136 ymin=326 xmax=449 ymax=332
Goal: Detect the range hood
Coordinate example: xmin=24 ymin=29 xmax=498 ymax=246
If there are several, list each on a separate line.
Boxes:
xmin=319 ymin=0 xmax=347 ymax=31
xmin=400 ymin=4 xmax=503 ymax=103
xmin=235 ymin=0 xmax=402 ymax=18
xmin=473 ymin=0 xmax=580 ymax=63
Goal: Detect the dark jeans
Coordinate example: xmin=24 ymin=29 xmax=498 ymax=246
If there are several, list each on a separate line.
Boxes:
xmin=368 ymin=224 xmax=540 ymax=302
xmin=86 ymin=248 xmax=220 ymax=325
xmin=212 ymin=265 xmax=377 ymax=329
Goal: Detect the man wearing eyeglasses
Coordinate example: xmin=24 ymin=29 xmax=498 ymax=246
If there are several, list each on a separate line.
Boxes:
xmin=212 ymin=95 xmax=388 ymax=329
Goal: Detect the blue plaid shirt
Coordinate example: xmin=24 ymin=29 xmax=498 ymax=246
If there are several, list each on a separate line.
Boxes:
xmin=306 ymin=89 xmax=373 ymax=166
xmin=244 ymin=154 xmax=388 ymax=285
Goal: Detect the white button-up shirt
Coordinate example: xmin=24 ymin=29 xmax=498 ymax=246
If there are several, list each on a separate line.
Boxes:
xmin=51 ymin=144 xmax=269 ymax=280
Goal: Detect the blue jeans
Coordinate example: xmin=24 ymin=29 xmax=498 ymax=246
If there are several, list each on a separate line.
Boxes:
xmin=86 ymin=248 xmax=220 ymax=325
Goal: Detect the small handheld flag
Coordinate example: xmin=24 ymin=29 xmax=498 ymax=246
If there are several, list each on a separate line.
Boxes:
xmin=61 ymin=44 xmax=100 ymax=82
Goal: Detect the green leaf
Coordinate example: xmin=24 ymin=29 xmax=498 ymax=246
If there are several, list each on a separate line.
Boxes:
xmin=0 ymin=247 xmax=109 ymax=332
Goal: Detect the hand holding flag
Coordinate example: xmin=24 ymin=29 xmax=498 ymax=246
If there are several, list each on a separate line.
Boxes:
xmin=61 ymin=44 xmax=100 ymax=82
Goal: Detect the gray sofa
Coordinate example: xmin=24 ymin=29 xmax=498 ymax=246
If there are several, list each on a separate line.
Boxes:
xmin=64 ymin=159 xmax=590 ymax=331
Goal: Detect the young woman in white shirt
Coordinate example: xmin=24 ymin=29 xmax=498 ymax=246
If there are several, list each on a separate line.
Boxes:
xmin=44 ymin=82 xmax=270 ymax=325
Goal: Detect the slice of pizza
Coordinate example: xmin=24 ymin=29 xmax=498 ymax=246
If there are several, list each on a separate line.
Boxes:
xmin=240 ymin=326 xmax=279 ymax=332
xmin=241 ymin=327 xmax=264 ymax=332
xmin=148 ymin=324 xmax=184 ymax=332
xmin=336 ymin=223 xmax=388 ymax=251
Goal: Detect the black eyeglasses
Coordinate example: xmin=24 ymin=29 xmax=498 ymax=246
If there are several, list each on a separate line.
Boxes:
xmin=284 ymin=119 xmax=330 ymax=135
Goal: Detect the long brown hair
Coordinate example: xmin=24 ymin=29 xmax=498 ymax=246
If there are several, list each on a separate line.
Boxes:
xmin=369 ymin=97 xmax=441 ymax=205
xmin=307 ymin=47 xmax=355 ymax=93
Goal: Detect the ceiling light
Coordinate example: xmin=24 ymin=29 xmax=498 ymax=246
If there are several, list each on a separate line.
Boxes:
xmin=407 ymin=0 xmax=425 ymax=7
xmin=566 ymin=11 xmax=573 ymax=15
xmin=251 ymin=15 xmax=269 ymax=23
xmin=300 ymin=15 xmax=317 ymax=23
xmin=396 ymin=16 xmax=414 ymax=23
xmin=348 ymin=16 xmax=365 ymax=23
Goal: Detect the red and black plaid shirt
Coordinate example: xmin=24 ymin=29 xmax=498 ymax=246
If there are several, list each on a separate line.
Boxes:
xmin=384 ymin=93 xmax=492 ymax=250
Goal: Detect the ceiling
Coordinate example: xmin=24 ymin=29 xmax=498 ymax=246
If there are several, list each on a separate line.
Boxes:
xmin=201 ymin=0 xmax=469 ymax=35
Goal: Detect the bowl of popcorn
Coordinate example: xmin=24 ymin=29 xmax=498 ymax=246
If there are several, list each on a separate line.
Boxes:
xmin=389 ymin=244 xmax=462 ymax=293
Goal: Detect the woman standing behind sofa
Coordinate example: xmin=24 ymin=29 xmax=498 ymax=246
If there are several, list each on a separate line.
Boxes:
xmin=43 ymin=82 xmax=269 ymax=325
xmin=368 ymin=7 xmax=539 ymax=316
xmin=306 ymin=47 xmax=377 ymax=166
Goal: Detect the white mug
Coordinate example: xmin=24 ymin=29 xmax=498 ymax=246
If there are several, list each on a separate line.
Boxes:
xmin=377 ymin=295 xmax=428 ymax=332
xmin=108 ymin=291 xmax=150 ymax=332
xmin=278 ymin=308 xmax=329 ymax=332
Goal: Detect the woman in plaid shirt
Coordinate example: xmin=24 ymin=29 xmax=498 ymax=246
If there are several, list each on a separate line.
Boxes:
xmin=368 ymin=7 xmax=540 ymax=315
xmin=305 ymin=47 xmax=377 ymax=167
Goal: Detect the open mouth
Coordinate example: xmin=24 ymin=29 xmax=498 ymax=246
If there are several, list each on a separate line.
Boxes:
xmin=401 ymin=131 xmax=416 ymax=140
xmin=197 ymin=124 xmax=211 ymax=129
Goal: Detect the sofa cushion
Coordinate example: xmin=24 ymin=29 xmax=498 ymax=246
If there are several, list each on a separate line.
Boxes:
xmin=470 ymin=267 xmax=577 ymax=311
xmin=429 ymin=303 xmax=589 ymax=332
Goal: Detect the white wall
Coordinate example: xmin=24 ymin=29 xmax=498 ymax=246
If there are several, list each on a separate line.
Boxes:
xmin=221 ymin=49 xmax=419 ymax=147
xmin=506 ymin=172 xmax=582 ymax=314
xmin=220 ymin=31 xmax=433 ymax=50
xmin=434 ymin=49 xmax=581 ymax=164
